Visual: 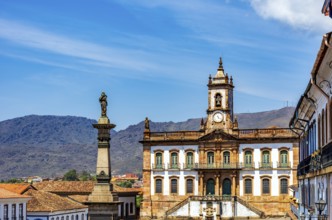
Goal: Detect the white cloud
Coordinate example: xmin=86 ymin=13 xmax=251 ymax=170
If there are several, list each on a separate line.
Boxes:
xmin=0 ymin=18 xmax=156 ymax=72
xmin=249 ymin=0 xmax=332 ymax=33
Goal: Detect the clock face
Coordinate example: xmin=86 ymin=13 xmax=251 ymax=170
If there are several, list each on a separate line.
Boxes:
xmin=213 ymin=112 xmax=223 ymax=123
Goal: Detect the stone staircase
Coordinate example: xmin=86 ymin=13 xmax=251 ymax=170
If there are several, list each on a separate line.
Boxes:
xmin=165 ymin=195 xmax=265 ymax=218
xmin=165 ymin=196 xmax=191 ymax=217
xmin=236 ymin=196 xmax=264 ymax=218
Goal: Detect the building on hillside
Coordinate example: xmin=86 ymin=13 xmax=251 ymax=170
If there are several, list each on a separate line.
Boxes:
xmin=33 ymin=181 xmax=142 ymax=219
xmin=112 ymin=173 xmax=139 ymax=183
xmin=24 ymin=189 xmax=88 ymax=220
xmin=0 ymin=187 xmax=31 ymax=220
xmin=290 ymin=32 xmax=332 ymax=220
xmin=140 ymin=58 xmax=300 ymax=219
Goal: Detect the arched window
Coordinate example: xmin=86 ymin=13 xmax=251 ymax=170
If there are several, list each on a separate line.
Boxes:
xmin=66 ymin=216 xmax=69 ymax=220
xmin=244 ymin=151 xmax=252 ymax=168
xmin=56 ymin=217 xmax=59 ymax=220
xmin=155 ymin=152 xmax=163 ymax=169
xmin=222 ymin=178 xmax=231 ymax=196
xmin=170 ymin=152 xmax=178 ymax=169
xmin=76 ymin=215 xmax=79 ymax=220
xmin=262 ymin=179 xmax=270 ymax=194
xmin=207 ymin=152 xmax=214 ymax=166
xmin=215 ymin=93 xmax=222 ymax=107
xmin=280 ymin=179 xmax=288 ymax=194
xmin=318 ymin=114 xmax=321 ymax=148
xmin=206 ymin=178 xmax=215 ymax=195
xmin=155 ymin=179 xmax=162 ymax=193
xmin=325 ymin=104 xmax=328 ymax=144
xmin=71 ymin=216 xmax=74 ymax=220
xmin=186 ymin=152 xmax=194 ymax=168
xmin=81 ymin=214 xmax=84 ymax=220
xmin=262 ymin=151 xmax=270 ymax=168
xmin=244 ymin=179 xmax=252 ymax=194
xmin=61 ymin=217 xmax=64 ymax=220
xmin=279 ymin=150 xmax=288 ymax=168
xmin=186 ymin=178 xmax=194 ymax=194
xmin=223 ymin=151 xmax=230 ymax=165
xmin=322 ymin=109 xmax=326 ymax=145
xmin=170 ymin=179 xmax=178 ymax=194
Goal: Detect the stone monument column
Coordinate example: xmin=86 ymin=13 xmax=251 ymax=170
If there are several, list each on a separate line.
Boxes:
xmin=86 ymin=92 xmax=121 ymax=220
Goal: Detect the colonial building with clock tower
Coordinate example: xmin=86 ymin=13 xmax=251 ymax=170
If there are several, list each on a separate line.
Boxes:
xmin=140 ymin=58 xmax=299 ymax=220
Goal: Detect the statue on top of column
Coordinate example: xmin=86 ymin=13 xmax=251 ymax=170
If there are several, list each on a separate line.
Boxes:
xmin=145 ymin=117 xmax=150 ymax=130
xmin=99 ymin=92 xmax=108 ymax=117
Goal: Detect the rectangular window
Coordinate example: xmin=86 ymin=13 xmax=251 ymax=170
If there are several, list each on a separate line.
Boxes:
xmin=19 ymin=204 xmax=23 ymax=220
xmin=171 ymin=179 xmax=177 ymax=194
xmin=170 ymin=152 xmax=178 ymax=169
xmin=12 ymin=204 xmax=16 ymax=220
xmin=186 ymin=179 xmax=193 ymax=194
xmin=280 ymin=179 xmax=288 ymax=194
xmin=244 ymin=179 xmax=252 ymax=194
xmin=207 ymin=152 xmax=214 ymax=166
xmin=4 ymin=204 xmax=8 ymax=220
xmin=186 ymin=152 xmax=194 ymax=168
xmin=155 ymin=179 xmax=162 ymax=193
xmin=155 ymin=153 xmax=163 ymax=169
xmin=262 ymin=179 xmax=270 ymax=194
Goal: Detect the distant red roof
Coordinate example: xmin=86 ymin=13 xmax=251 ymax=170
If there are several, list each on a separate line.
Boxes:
xmin=0 ymin=183 xmax=34 ymax=194
xmin=0 ymin=188 xmax=31 ymax=199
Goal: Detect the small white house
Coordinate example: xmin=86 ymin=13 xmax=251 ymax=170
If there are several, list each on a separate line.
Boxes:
xmin=0 ymin=188 xmax=31 ymax=220
xmin=24 ymin=189 xmax=88 ymax=220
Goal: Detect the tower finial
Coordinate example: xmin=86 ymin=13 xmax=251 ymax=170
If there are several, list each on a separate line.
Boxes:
xmin=218 ymin=57 xmax=224 ymax=71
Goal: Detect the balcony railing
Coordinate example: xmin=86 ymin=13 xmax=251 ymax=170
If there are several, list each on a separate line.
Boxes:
xmin=259 ymin=162 xmax=273 ymax=169
xmin=152 ymin=163 xmax=165 ymax=170
xmin=243 ymin=163 xmax=255 ymax=169
xmin=239 ymin=128 xmax=297 ymax=139
xmin=168 ymin=164 xmax=181 ymax=170
xmin=194 ymin=162 xmax=242 ymax=169
xmin=277 ymin=162 xmax=291 ymax=168
xmin=152 ymin=162 xmax=293 ymax=171
xmin=322 ymin=141 xmax=332 ymax=168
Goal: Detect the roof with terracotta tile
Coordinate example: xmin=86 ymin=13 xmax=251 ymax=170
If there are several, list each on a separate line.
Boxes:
xmin=33 ymin=181 xmax=94 ymax=194
xmin=25 ymin=189 xmax=87 ymax=212
xmin=0 ymin=188 xmax=31 ymax=199
xmin=33 ymin=181 xmax=142 ymax=194
xmin=0 ymin=183 xmax=33 ymax=194
xmin=68 ymin=195 xmax=89 ymax=203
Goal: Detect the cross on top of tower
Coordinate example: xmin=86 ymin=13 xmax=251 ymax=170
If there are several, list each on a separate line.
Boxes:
xmin=218 ymin=57 xmax=224 ymax=71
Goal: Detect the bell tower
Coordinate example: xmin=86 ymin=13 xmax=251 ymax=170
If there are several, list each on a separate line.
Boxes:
xmin=206 ymin=57 xmax=235 ymax=133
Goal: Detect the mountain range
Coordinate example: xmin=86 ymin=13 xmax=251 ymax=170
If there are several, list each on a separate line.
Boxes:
xmin=0 ymin=107 xmax=294 ymax=180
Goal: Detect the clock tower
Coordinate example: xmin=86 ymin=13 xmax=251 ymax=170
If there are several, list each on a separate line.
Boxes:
xmin=205 ymin=57 xmax=235 ymax=133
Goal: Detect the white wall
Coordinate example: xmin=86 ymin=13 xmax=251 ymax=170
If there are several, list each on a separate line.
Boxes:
xmin=118 ymin=196 xmax=136 ymax=216
xmin=150 ymin=145 xmax=199 ymax=196
xmin=239 ymin=143 xmax=293 ymax=196
xmin=0 ymin=198 xmax=29 ymax=220
xmin=27 ymin=208 xmax=88 ymax=220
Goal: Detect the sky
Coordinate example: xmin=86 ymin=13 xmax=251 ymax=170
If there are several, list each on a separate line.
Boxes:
xmin=1 ymin=0 xmax=332 ymax=130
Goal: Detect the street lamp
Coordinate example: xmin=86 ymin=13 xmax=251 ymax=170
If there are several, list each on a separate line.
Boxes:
xmin=315 ymin=198 xmax=327 ymax=216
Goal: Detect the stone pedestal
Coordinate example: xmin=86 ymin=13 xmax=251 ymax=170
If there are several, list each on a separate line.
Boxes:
xmin=86 ymin=114 xmax=121 ymax=220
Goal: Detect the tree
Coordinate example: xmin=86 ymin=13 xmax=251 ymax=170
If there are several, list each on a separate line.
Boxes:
xmin=80 ymin=170 xmax=91 ymax=181
xmin=63 ymin=169 xmax=79 ymax=181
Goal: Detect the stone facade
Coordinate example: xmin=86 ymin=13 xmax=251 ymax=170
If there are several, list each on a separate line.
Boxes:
xmin=140 ymin=58 xmax=299 ymax=219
